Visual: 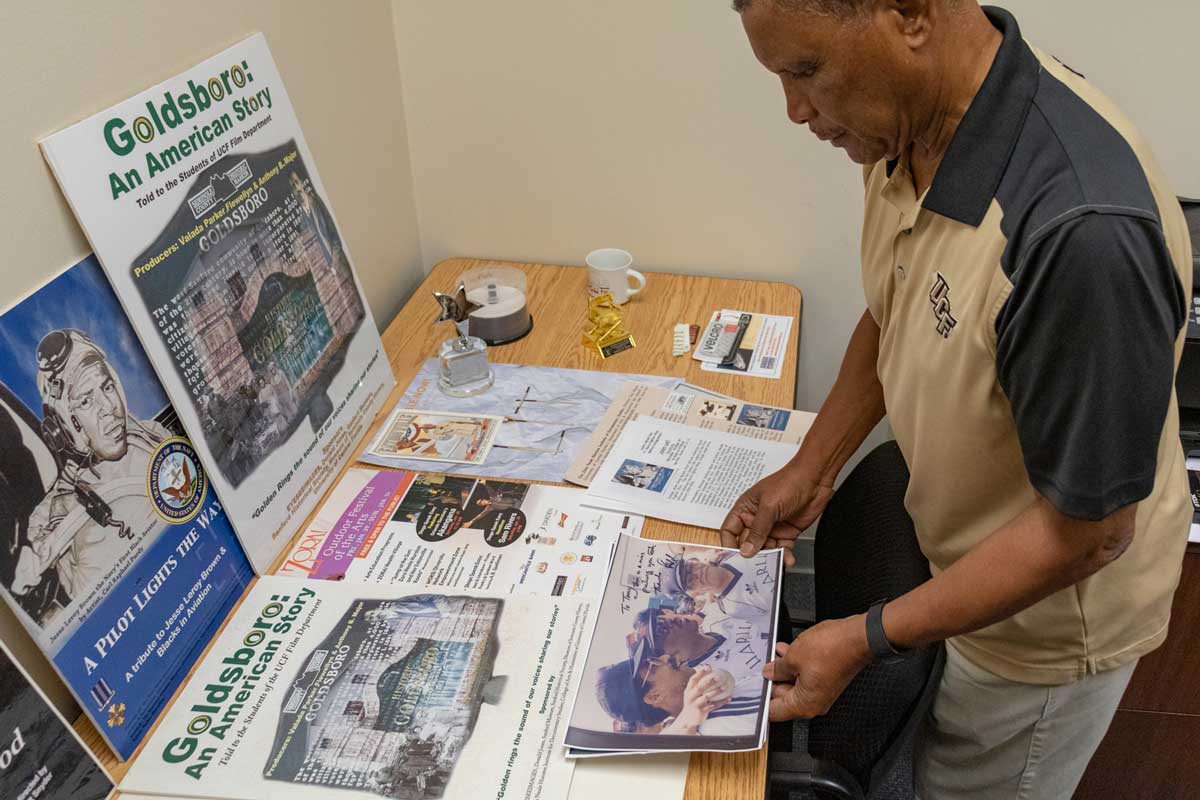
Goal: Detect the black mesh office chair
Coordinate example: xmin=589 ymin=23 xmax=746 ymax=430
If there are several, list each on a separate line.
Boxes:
xmin=768 ymin=441 xmax=946 ymax=800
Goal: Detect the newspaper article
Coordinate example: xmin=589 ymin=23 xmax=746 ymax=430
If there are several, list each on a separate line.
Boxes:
xmin=563 ymin=535 xmax=780 ymax=754
xmin=122 ymin=577 xmax=596 ymax=800
xmin=565 ymin=382 xmax=814 ymax=486
xmin=583 ymin=418 xmax=800 ymax=529
xmin=41 ymin=34 xmax=395 ymax=573
xmin=0 ymin=638 xmax=113 ymax=800
xmin=0 ymin=256 xmax=252 ymax=758
xmin=277 ymin=468 xmax=641 ymax=597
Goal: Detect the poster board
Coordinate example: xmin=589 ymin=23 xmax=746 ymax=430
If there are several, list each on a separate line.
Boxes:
xmin=40 ymin=34 xmax=395 ymax=573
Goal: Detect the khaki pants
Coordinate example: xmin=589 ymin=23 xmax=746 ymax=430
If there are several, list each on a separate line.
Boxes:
xmin=915 ymin=641 xmax=1136 ymax=800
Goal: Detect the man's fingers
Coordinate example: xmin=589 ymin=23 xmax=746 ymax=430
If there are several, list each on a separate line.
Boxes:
xmin=719 ymin=506 xmax=747 ymax=549
xmin=763 ymin=644 xmax=798 ymax=683
xmin=781 ymin=547 xmax=797 ymax=569
xmin=740 ymin=501 xmax=777 ymax=557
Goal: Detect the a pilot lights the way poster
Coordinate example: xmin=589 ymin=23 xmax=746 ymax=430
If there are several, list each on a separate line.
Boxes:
xmin=0 ymin=256 xmax=253 ymax=759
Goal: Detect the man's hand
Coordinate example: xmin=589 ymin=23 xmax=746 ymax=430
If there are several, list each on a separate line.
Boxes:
xmin=720 ymin=463 xmax=834 ymax=563
xmin=763 ymin=615 xmax=873 ymax=722
xmin=664 ymin=666 xmax=735 ymax=734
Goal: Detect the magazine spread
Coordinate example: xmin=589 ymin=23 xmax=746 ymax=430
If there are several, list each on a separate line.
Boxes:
xmin=565 ymin=382 xmax=815 ymax=486
xmin=121 ymin=576 xmax=597 ymax=800
xmin=277 ymin=467 xmax=640 ymax=597
xmin=0 ymin=639 xmax=114 ymax=800
xmin=0 ymin=256 xmax=253 ymax=759
xmin=583 ymin=418 xmax=801 ymax=529
xmin=563 ymin=535 xmax=780 ymax=753
xmin=358 ymin=361 xmax=683 ymax=482
xmin=40 ymin=34 xmax=395 ymax=573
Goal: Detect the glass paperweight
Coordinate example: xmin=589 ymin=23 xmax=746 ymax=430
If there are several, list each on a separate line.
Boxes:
xmin=438 ymin=335 xmax=494 ymax=397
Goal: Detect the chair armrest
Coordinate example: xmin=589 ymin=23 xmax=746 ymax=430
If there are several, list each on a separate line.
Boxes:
xmin=767 ymin=751 xmax=865 ymax=800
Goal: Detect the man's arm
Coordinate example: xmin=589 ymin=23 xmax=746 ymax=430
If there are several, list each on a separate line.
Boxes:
xmin=764 ymin=497 xmax=1137 ymax=720
xmin=721 ymin=308 xmax=887 ymax=558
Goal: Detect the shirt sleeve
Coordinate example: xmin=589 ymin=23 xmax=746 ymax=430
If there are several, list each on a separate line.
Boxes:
xmin=995 ymin=211 xmax=1186 ymax=520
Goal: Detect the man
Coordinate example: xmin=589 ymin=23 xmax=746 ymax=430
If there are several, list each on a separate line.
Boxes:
xmin=13 ymin=330 xmax=168 ymax=614
xmin=659 ymin=547 xmax=777 ymax=622
xmin=721 ymin=2 xmax=1192 ymax=797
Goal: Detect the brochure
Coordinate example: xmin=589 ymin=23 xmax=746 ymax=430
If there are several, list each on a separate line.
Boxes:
xmin=40 ymin=34 xmax=395 ymax=573
xmin=121 ymin=576 xmax=597 ymax=800
xmin=583 ymin=418 xmax=800 ymax=530
xmin=565 ymin=382 xmax=815 ymax=486
xmin=694 ymin=311 xmax=793 ymax=380
xmin=563 ymin=535 xmax=781 ymax=753
xmin=358 ymin=360 xmax=682 ymax=482
xmin=277 ymin=467 xmax=640 ymax=597
xmin=0 ymin=638 xmax=114 ymax=800
xmin=365 ymin=410 xmax=502 ymax=466
xmin=0 ymin=256 xmax=253 ymax=759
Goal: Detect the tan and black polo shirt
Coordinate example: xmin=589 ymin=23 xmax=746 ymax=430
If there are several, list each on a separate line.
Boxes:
xmin=862 ymin=6 xmax=1193 ymax=684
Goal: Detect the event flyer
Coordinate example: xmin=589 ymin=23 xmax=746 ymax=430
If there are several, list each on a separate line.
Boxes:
xmin=0 ymin=638 xmax=113 ymax=800
xmin=0 ymin=256 xmax=253 ymax=759
xmin=564 ymin=535 xmax=780 ymax=754
xmin=121 ymin=576 xmax=597 ymax=800
xmin=40 ymin=34 xmax=395 ymax=573
xmin=277 ymin=467 xmax=641 ymax=598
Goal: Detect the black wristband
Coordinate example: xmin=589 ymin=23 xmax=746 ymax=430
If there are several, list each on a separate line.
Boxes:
xmin=866 ymin=600 xmax=912 ymax=664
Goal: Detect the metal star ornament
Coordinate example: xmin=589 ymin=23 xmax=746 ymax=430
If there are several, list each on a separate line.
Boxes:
xmin=432 ymin=283 xmax=482 ymax=323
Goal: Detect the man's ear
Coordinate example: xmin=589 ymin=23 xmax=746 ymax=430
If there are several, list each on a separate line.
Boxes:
xmin=878 ymin=0 xmax=934 ymax=48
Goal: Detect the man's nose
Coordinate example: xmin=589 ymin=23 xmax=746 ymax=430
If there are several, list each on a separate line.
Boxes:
xmin=783 ymin=82 xmax=815 ymax=126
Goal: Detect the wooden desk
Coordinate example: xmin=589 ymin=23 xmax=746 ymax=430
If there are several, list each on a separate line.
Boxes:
xmin=77 ymin=257 xmax=803 ymax=800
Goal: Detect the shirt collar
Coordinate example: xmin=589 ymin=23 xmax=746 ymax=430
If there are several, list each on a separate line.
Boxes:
xmin=921 ymin=6 xmax=1041 ymax=227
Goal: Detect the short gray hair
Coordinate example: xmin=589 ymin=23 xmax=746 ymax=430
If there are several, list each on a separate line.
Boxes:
xmin=732 ymin=0 xmax=872 ymax=15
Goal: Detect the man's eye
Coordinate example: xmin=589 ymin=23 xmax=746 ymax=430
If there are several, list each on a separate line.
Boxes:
xmin=784 ymin=65 xmax=818 ymax=80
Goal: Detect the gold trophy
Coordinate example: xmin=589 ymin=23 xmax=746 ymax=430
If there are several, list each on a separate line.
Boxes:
xmin=582 ymin=292 xmax=636 ymax=358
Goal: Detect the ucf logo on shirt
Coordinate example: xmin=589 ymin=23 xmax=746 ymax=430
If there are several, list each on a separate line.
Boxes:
xmin=929 ymin=272 xmax=958 ymax=339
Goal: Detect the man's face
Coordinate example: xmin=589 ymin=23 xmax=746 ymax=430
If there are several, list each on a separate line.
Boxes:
xmin=682 ymin=558 xmax=730 ymax=595
xmin=639 ymin=655 xmax=694 ymax=716
xmin=652 ymin=609 xmax=710 ymax=658
xmin=740 ymin=1 xmax=921 ymax=165
xmin=68 ymin=360 xmax=128 ymax=461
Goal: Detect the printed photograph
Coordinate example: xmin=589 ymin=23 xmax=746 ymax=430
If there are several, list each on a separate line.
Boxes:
xmin=265 ymin=595 xmax=505 ymax=799
xmin=736 ymin=404 xmax=792 ymax=431
xmin=130 ymin=142 xmax=368 ymax=486
xmin=697 ymin=400 xmax=737 ymax=421
xmin=564 ymin=536 xmax=781 ymax=752
xmin=612 ymin=459 xmax=672 ymax=492
xmin=371 ymin=411 xmax=500 ymax=465
xmin=0 ymin=258 xmax=183 ymax=629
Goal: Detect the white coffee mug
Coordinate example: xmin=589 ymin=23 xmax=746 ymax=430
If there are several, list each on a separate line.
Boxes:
xmin=586 ymin=248 xmax=646 ymax=304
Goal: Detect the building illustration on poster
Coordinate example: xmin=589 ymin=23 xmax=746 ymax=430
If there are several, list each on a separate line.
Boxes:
xmin=266 ymin=596 xmax=504 ymax=798
xmin=0 ymin=257 xmax=253 ymax=759
xmin=133 ymin=143 xmax=366 ymax=486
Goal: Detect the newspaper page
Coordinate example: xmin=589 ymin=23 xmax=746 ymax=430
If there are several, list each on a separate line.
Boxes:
xmin=40 ymin=34 xmax=395 ymax=574
xmin=0 ymin=638 xmax=114 ymax=800
xmin=694 ymin=311 xmax=792 ymax=380
xmin=565 ymin=382 xmax=815 ymax=486
xmin=0 ymin=256 xmax=253 ymax=759
xmin=277 ymin=467 xmax=641 ymax=597
xmin=358 ymin=361 xmax=681 ymax=482
xmin=121 ymin=577 xmax=596 ymax=800
xmin=563 ymin=535 xmax=780 ymax=753
xmin=582 ymin=418 xmax=800 ymax=529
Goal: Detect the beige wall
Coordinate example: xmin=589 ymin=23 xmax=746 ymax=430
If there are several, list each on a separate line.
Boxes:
xmin=392 ymin=0 xmax=1199 ymax=417
xmin=0 ymin=0 xmax=423 ymax=715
